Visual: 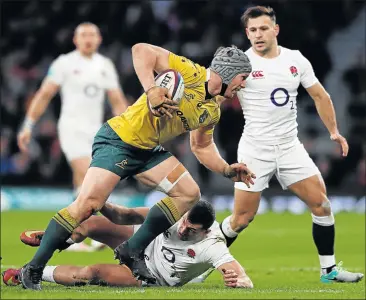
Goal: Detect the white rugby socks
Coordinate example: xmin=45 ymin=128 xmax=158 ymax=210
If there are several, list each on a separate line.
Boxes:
xmin=221 ymin=215 xmax=238 ymax=238
xmin=42 ymin=266 xmax=57 ymax=283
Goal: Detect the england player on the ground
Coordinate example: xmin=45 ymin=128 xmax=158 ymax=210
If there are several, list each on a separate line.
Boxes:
xmin=3 ymin=201 xmax=253 ymax=289
xmin=218 ymin=6 xmax=363 ymax=283
xmin=17 ymin=22 xmax=129 ymax=252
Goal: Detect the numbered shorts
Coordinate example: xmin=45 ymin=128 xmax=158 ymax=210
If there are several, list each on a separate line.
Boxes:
xmin=58 ymin=125 xmax=97 ymax=162
xmin=90 ymin=123 xmax=172 ymax=179
xmin=235 ymin=137 xmax=320 ymax=192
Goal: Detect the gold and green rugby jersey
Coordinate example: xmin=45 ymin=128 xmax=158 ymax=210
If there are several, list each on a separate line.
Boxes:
xmin=107 ymin=53 xmax=221 ymax=149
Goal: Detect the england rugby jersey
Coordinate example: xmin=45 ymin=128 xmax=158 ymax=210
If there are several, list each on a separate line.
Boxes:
xmin=237 ymin=46 xmax=318 ymax=145
xmin=46 ymin=50 xmax=120 ymax=131
xmin=144 ymin=221 xmax=234 ymax=286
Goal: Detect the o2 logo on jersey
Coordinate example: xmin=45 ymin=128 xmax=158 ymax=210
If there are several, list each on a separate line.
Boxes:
xmin=161 ymin=246 xmax=175 ymax=263
xmin=84 ymin=84 xmax=100 ymax=98
xmin=271 ymin=88 xmax=290 ymax=107
xmin=163 ymin=230 xmax=171 ymax=239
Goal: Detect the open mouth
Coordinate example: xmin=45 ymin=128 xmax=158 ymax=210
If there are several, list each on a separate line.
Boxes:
xmin=255 ymin=41 xmax=265 ymax=46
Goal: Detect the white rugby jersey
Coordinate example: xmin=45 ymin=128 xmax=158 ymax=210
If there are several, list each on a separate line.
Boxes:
xmin=144 ymin=221 xmax=234 ymax=287
xmin=46 ymin=50 xmax=120 ymax=131
xmin=237 ymin=46 xmax=318 ymax=145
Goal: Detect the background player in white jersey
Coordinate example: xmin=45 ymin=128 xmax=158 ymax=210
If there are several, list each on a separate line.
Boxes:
xmin=3 ymin=201 xmax=253 ymax=289
xmin=17 ymin=22 xmax=129 ymax=251
xmin=217 ymin=6 xmax=363 ymax=283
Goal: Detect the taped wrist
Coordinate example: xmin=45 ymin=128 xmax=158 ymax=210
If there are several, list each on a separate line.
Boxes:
xmin=22 ymin=118 xmax=35 ymax=131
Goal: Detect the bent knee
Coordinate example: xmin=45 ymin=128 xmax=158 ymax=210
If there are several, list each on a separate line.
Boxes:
xmin=182 ymin=183 xmax=201 ymax=205
xmin=169 ymin=177 xmax=201 ymax=204
xmin=69 ymin=195 xmax=103 ymax=218
xmin=309 ymin=198 xmax=332 ymax=216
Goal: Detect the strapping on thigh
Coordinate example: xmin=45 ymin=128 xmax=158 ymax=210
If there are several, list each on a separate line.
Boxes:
xmin=157 ymin=164 xmax=188 ymax=193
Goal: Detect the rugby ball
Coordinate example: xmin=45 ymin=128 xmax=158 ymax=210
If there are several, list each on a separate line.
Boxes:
xmin=154 ymin=69 xmax=184 ymax=103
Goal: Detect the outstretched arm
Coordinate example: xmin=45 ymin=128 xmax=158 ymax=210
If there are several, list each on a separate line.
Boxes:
xmin=190 ymin=125 xmax=256 ymax=188
xmin=20 ymin=204 xmax=150 ymax=250
xmin=99 ymin=202 xmax=149 ymax=225
xmin=306 ymin=82 xmax=349 ymax=157
xmin=217 ymin=260 xmax=253 ymax=288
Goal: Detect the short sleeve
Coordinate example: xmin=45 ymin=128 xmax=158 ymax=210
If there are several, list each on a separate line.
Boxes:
xmin=205 ymin=98 xmax=221 ymax=135
xmin=46 ymin=55 xmax=66 ymax=85
xmin=104 ymin=58 xmax=121 ymax=90
xmin=168 ymin=53 xmax=206 ymax=86
xmin=297 ymin=51 xmax=319 ymax=89
xmin=200 ymin=239 xmax=235 ymax=268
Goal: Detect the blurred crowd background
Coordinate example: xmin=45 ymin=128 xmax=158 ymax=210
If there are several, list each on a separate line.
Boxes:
xmin=1 ymin=0 xmax=365 ymax=194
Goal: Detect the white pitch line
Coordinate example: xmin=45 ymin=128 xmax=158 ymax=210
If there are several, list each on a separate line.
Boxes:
xmin=2 ymin=265 xmax=363 ymax=272
xmin=1 ymin=265 xmax=19 ymax=269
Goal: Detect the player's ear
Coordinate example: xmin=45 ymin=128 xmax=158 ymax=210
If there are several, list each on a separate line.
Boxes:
xmin=275 ymin=24 xmax=280 ymax=37
xmin=73 ymin=35 xmax=77 ymax=47
xmin=97 ymin=34 xmax=102 ymax=47
xmin=245 ymin=27 xmax=250 ymax=38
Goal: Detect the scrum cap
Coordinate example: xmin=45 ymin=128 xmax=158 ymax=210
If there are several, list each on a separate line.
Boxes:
xmin=209 ymin=46 xmax=252 ymax=85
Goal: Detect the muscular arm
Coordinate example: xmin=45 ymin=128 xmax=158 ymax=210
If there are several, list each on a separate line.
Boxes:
xmin=217 ymin=260 xmax=253 ymax=288
xmin=190 ymin=126 xmax=229 ymax=176
xmin=107 ymin=88 xmax=129 ymax=115
xmin=306 ymin=82 xmax=349 ymax=156
xmin=99 ymin=202 xmax=149 ymax=225
xmin=306 ymin=82 xmax=339 ymax=135
xmin=190 ymin=126 xmax=255 ymax=186
xmin=131 ymin=43 xmax=170 ymax=92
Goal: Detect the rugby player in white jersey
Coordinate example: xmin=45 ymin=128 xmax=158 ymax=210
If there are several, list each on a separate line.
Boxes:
xmin=216 ymin=6 xmax=363 ymax=283
xmin=3 ymin=201 xmax=253 ymax=289
xmin=17 ymin=22 xmax=129 ymax=252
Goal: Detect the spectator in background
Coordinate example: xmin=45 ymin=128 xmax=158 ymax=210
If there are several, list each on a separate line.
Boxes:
xmin=16 ymin=22 xmax=129 ymax=251
xmin=1 ymin=0 xmax=365 ymax=191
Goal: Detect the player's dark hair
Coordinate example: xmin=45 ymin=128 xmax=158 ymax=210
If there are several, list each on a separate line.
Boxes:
xmin=241 ymin=6 xmax=276 ymax=28
xmin=187 ymin=200 xmax=216 ymax=230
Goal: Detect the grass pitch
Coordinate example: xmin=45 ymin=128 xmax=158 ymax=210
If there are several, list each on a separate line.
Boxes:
xmin=1 ymin=210 xmax=365 ymax=299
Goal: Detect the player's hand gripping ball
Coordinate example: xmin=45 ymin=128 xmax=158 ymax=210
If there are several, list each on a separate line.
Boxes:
xmin=147 ymin=69 xmax=184 ymax=118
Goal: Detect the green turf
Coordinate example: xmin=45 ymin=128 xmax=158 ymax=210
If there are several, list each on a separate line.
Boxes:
xmin=1 ymin=211 xmax=365 ymax=299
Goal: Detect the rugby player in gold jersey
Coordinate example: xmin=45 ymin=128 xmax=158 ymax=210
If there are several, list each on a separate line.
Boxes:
xmin=20 ymin=43 xmax=255 ymax=290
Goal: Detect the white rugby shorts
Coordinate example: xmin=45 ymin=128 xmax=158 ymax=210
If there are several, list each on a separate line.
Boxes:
xmin=58 ymin=122 xmax=99 ymax=162
xmin=235 ymin=136 xmax=320 ymax=192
